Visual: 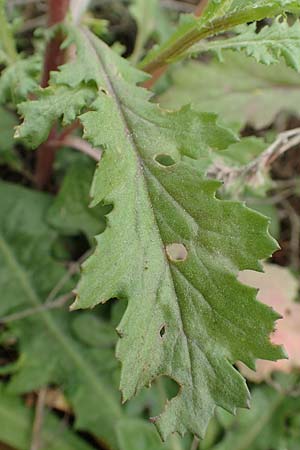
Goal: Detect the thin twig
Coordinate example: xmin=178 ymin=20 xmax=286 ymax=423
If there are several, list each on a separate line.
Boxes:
xmin=30 ymin=388 xmax=47 ymax=450
xmin=208 ymin=128 xmax=300 ymax=188
xmin=0 ymin=250 xmax=91 ymax=324
xmin=190 ymin=436 xmax=200 ymax=450
xmin=45 ymin=249 xmax=92 ymax=304
xmin=0 ymin=292 xmax=74 ymax=324
xmin=280 ymin=200 xmax=300 ymax=269
xmin=19 ymin=15 xmax=46 ymax=33
xmin=195 ymin=0 xmax=209 ymax=17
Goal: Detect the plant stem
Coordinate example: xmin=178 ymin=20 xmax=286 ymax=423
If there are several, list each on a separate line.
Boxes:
xmin=30 ymin=388 xmax=47 ymax=450
xmin=194 ymin=0 xmax=209 ymax=17
xmin=0 ymin=0 xmax=18 ymax=64
xmin=35 ymin=0 xmax=70 ymax=189
xmin=56 ymin=136 xmax=101 ymax=161
xmin=140 ymin=4 xmax=294 ymax=74
xmin=141 ymin=0 xmax=206 ymax=89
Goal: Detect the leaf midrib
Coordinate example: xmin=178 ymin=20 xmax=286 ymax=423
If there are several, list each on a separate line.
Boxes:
xmin=84 ymin=30 xmax=202 ymax=392
xmin=0 ymin=233 xmax=122 ymax=417
xmin=195 ymin=35 xmax=300 ymax=52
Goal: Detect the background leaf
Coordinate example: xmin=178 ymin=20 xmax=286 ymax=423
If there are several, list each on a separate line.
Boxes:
xmin=0 ymin=385 xmax=94 ymax=450
xmin=215 ymin=385 xmax=300 ymax=450
xmin=159 ymin=52 xmax=300 ymax=129
xmin=0 ymin=181 xmax=123 ymax=449
xmin=47 ymin=161 xmax=110 ymax=241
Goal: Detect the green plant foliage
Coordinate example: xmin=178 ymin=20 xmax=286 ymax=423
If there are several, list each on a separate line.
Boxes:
xmin=130 ymin=0 xmax=159 ymax=62
xmin=3 ymin=1 xmax=300 ymax=446
xmin=0 ymin=0 xmax=17 ymax=65
xmin=0 ymin=56 xmax=41 ymax=105
xmin=16 ymin=27 xmax=286 ymax=439
xmin=190 ymin=21 xmax=300 ymax=72
xmin=16 ymin=85 xmax=95 ymax=148
xmin=116 ymin=419 xmax=172 ymax=450
xmin=159 ymin=52 xmax=300 ymax=129
xmin=47 ymin=161 xmax=109 ymax=240
xmin=0 ymin=181 xmax=123 ymax=448
xmin=0 ymin=385 xmax=94 ymax=450
xmin=202 ymin=0 xmax=300 ymax=20
xmin=140 ymin=0 xmax=300 ymax=71
xmin=215 ymin=385 xmax=300 ymax=450
xmin=0 ymin=106 xmax=21 ymax=169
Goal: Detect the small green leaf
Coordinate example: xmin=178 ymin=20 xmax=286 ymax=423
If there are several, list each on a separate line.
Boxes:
xmin=0 ymin=56 xmax=41 ymax=105
xmin=140 ymin=0 xmax=300 ymax=72
xmin=16 ymin=85 xmax=95 ymax=148
xmin=190 ymin=21 xmax=300 ymax=72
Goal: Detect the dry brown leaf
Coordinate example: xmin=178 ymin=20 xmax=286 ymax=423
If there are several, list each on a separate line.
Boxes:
xmin=238 ymin=263 xmax=300 ymax=382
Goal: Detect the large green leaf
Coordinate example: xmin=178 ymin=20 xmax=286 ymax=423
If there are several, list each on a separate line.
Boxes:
xmin=140 ymin=0 xmax=300 ymax=72
xmin=21 ymin=28 xmax=285 ymax=439
xmin=0 ymin=181 xmax=122 ymax=449
xmin=159 ymin=52 xmax=300 ymax=129
xmin=0 ymin=385 xmax=94 ymax=450
xmin=190 ymin=21 xmax=300 ymax=72
xmin=17 ymin=27 xmax=284 ymax=440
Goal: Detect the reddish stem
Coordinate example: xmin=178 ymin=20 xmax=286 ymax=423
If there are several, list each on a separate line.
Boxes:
xmin=35 ymin=0 xmax=70 ymax=189
xmin=142 ymin=1 xmax=208 ymax=89
xmin=194 ymin=0 xmax=209 ymax=17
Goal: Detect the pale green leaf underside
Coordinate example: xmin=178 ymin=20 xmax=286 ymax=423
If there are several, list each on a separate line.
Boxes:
xmin=159 ymin=52 xmax=300 ymax=129
xmin=37 ymin=29 xmax=286 ymax=439
xmin=190 ymin=21 xmax=300 ymax=72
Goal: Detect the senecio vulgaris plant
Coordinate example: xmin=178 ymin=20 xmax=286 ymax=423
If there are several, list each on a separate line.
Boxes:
xmin=1 ymin=0 xmax=300 ymax=448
